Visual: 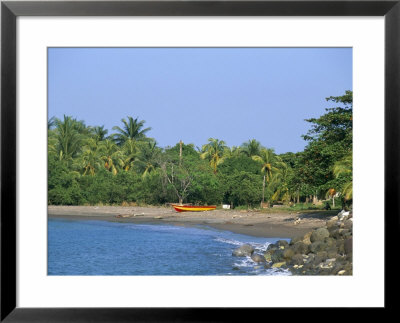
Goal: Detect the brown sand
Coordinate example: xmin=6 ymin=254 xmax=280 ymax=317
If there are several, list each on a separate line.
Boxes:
xmin=48 ymin=205 xmax=339 ymax=239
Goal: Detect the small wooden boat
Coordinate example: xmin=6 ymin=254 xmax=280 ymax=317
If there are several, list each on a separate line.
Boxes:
xmin=172 ymin=204 xmax=217 ymax=212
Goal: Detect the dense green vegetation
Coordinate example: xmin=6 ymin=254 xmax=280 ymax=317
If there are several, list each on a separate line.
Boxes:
xmin=48 ymin=91 xmax=353 ymax=209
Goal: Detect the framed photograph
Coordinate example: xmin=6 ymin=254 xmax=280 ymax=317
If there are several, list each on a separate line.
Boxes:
xmin=1 ymin=0 xmax=398 ymax=320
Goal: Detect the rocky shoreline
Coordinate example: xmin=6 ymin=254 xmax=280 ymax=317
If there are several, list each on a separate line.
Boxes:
xmin=232 ymin=210 xmax=353 ymax=275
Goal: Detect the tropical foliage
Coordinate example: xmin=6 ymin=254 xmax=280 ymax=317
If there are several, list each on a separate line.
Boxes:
xmin=48 ymin=91 xmax=353 ymax=209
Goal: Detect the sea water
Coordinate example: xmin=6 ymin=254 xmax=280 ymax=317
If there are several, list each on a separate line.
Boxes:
xmin=48 ymin=218 xmax=291 ymax=276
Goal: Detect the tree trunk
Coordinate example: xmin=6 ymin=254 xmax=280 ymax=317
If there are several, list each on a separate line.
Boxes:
xmin=179 ymin=140 xmax=182 ymax=166
xmin=179 ymin=197 xmax=183 ymax=205
xmin=332 ymin=196 xmax=335 ymax=208
xmin=262 ymin=175 xmax=265 ymax=204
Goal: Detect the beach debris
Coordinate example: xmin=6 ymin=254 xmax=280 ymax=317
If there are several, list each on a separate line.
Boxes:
xmin=116 ymin=214 xmax=131 ymax=218
xmin=293 ymin=217 xmax=301 ymax=225
xmin=154 ymin=216 xmax=163 ymax=219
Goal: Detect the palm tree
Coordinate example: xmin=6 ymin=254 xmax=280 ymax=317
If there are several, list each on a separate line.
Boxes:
xmin=92 ymin=125 xmax=109 ymax=143
xmin=269 ymin=163 xmax=291 ymax=204
xmin=99 ymin=139 xmax=122 ymax=175
xmin=241 ymin=139 xmax=262 ymax=157
xmin=200 ymin=138 xmax=227 ymax=174
xmin=54 ymin=115 xmax=82 ymax=162
xmin=76 ymin=138 xmax=102 ymax=176
xmin=223 ymin=146 xmax=242 ymax=158
xmin=252 ymin=148 xmax=284 ymax=204
xmin=112 ymin=116 xmax=151 ymax=146
xmin=48 ymin=116 xmax=56 ymax=130
xmin=333 ymin=154 xmax=352 ymax=200
xmin=135 ymin=141 xmax=160 ymax=178
xmin=120 ymin=138 xmax=138 ymax=171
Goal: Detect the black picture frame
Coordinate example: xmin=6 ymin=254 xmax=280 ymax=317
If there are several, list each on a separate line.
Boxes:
xmin=1 ymin=0 xmax=398 ymax=321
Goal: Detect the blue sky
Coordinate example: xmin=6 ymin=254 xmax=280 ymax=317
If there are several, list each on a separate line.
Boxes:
xmin=48 ymin=47 xmax=352 ymax=154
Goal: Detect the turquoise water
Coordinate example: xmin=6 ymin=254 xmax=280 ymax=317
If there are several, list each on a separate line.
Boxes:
xmin=48 ymin=218 xmax=290 ymax=276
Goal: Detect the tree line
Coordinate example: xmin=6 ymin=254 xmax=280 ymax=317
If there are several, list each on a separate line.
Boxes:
xmin=48 ymin=91 xmax=353 ymax=209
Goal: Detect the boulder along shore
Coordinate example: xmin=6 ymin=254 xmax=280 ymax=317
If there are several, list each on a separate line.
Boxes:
xmin=232 ymin=210 xmax=353 ymax=275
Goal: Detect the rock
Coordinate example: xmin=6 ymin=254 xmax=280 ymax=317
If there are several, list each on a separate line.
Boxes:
xmin=324 ymin=237 xmax=336 ymax=248
xmin=336 ymin=240 xmax=345 ymax=254
xmin=290 ymin=254 xmax=304 ymax=266
xmin=263 ymin=252 xmax=272 ymax=262
xmin=283 ymin=248 xmax=295 ymax=260
xmin=326 ymin=216 xmax=339 ymax=228
xmin=291 ymin=241 xmax=309 ymax=255
xmin=271 ymin=249 xmax=285 ymax=263
xmin=302 ymin=231 xmax=313 ymax=245
xmin=310 ymin=227 xmax=330 ymax=242
xmin=315 ymin=251 xmax=328 ymax=263
xmin=267 ymin=243 xmax=278 ymax=251
xmin=330 ymin=228 xmax=341 ymax=239
xmin=232 ymin=244 xmax=255 ymax=257
xmin=251 ymin=253 xmax=266 ymax=263
xmin=290 ymin=235 xmax=303 ymax=245
xmin=276 ymin=240 xmax=289 ymax=248
xmin=326 ymin=247 xmax=338 ymax=259
xmin=340 ymin=229 xmax=352 ymax=239
xmin=309 ymin=241 xmax=327 ymax=253
xmin=272 ymin=261 xmax=286 ymax=268
xmin=344 ymin=219 xmax=353 ymax=229
xmin=344 ymin=237 xmax=353 ymax=254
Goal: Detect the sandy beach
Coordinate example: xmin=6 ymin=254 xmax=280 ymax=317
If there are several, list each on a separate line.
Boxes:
xmin=48 ymin=205 xmax=339 ymax=239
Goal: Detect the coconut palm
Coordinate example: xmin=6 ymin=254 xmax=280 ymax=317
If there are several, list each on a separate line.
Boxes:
xmin=252 ymin=148 xmax=284 ymax=204
xmin=48 ymin=116 xmax=56 ymax=130
xmin=112 ymin=116 xmax=151 ymax=146
xmin=99 ymin=139 xmax=122 ymax=175
xmin=269 ymin=163 xmax=291 ymax=203
xmin=76 ymin=138 xmax=102 ymax=176
xmin=200 ymin=138 xmax=227 ymax=174
xmin=120 ymin=138 xmax=138 ymax=171
xmin=135 ymin=141 xmax=160 ymax=178
xmin=333 ymin=154 xmax=352 ymax=200
xmin=241 ymin=139 xmax=262 ymax=157
xmin=91 ymin=125 xmax=109 ymax=143
xmin=54 ymin=115 xmax=83 ymax=162
xmin=223 ymin=146 xmax=242 ymax=158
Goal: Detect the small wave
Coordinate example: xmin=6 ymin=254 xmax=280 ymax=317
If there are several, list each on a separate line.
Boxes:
xmin=213 ymin=237 xmax=245 ymax=246
xmin=214 ymin=237 xmax=271 ymax=252
xmin=233 ymin=256 xmax=255 ymax=268
xmin=232 ymin=256 xmax=292 ymax=276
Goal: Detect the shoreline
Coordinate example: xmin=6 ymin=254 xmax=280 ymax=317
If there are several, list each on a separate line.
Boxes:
xmin=48 ymin=205 xmax=338 ymax=239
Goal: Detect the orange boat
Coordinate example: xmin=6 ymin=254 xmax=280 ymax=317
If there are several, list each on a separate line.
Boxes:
xmin=172 ymin=204 xmax=216 ymax=212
